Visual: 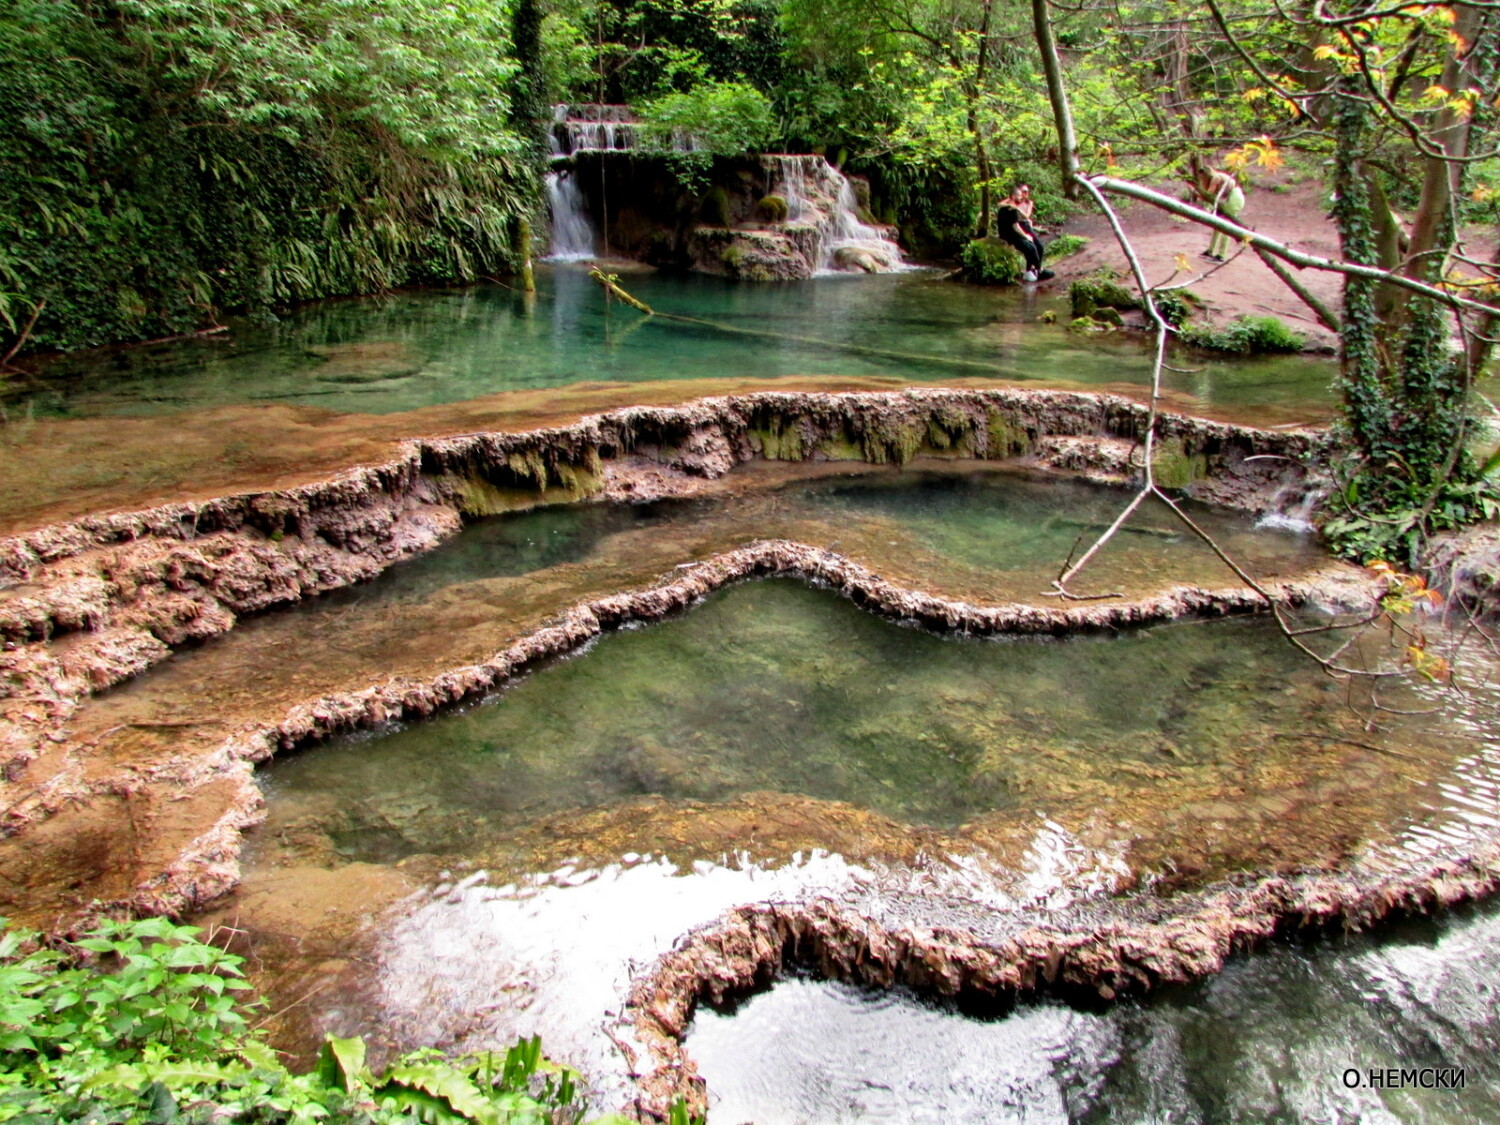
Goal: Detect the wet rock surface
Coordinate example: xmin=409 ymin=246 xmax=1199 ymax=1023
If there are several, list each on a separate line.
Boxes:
xmin=5 ymin=384 xmax=1494 ymax=1122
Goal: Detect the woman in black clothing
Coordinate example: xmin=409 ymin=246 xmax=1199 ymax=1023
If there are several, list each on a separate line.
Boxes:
xmin=996 ymin=184 xmax=1053 ymax=282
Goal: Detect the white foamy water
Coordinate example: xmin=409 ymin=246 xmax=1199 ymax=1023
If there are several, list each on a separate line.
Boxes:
xmin=763 ymin=154 xmax=908 ymax=274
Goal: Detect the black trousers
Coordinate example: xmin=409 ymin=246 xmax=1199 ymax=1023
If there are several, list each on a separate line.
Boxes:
xmin=999 ymin=227 xmax=1044 ymax=272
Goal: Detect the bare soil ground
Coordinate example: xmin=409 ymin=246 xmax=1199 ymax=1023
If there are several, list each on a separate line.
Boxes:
xmin=1055 ymin=172 xmax=1344 ymax=353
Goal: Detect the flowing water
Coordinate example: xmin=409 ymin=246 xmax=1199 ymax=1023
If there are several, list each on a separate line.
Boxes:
xmin=213 ymin=474 xmax=1498 ymax=1108
xmin=688 ymin=899 xmax=1500 ymax=1124
xmin=543 ymin=171 xmax=597 ymax=260
xmin=763 ymin=155 xmax=905 ymax=272
xmin=9 ymin=267 xmax=1335 ymax=420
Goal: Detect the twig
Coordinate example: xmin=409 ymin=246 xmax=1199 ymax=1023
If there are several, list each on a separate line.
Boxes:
xmin=1 ymin=300 xmax=45 ymax=369
xmin=250 ymin=978 xmax=334 ymax=1031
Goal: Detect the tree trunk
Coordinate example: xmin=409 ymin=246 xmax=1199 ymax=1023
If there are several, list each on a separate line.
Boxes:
xmin=515 ymin=216 xmax=536 ymax=293
xmin=1403 ymin=3 xmax=1486 ymax=285
xmin=970 ymin=0 xmax=995 ymax=235
xmin=1032 ymin=0 xmax=1079 ymax=197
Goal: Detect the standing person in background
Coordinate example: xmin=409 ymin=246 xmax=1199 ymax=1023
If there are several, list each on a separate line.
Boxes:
xmin=1194 ymin=162 xmax=1245 ymax=261
xmin=996 ymin=184 xmax=1053 ymax=283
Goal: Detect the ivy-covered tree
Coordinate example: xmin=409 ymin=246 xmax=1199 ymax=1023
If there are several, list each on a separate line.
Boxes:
xmin=1032 ymin=0 xmax=1500 ymax=562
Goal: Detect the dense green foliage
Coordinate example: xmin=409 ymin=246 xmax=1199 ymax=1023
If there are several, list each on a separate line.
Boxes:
xmin=1 ymin=0 xmax=529 ymax=354
xmin=0 ymin=916 xmax=652 ymax=1124
xmin=959 ymin=238 xmax=1025 ymax=285
xmin=1179 ymin=315 xmax=1304 ymax=355
xmin=636 ymin=79 xmax=776 ymax=189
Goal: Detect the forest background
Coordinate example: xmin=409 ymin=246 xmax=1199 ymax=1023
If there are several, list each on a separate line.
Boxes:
xmin=13 ymin=0 xmax=1499 ymax=354
xmin=4 ymin=0 xmax=1500 ymax=558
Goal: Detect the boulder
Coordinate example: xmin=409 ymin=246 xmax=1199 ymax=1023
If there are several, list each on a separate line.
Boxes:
xmin=687 ymin=226 xmax=814 ymax=281
xmin=832 ymin=245 xmax=891 ymax=274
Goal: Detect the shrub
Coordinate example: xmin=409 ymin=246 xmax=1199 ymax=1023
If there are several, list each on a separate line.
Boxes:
xmin=0 ymin=916 xmax=600 ymax=1124
xmin=1044 ymin=233 xmax=1089 ymax=261
xmin=960 ymin=237 xmax=1025 ymax=285
xmin=1152 ymin=289 xmax=1199 ymax=328
xmin=1180 ymin=314 xmax=1305 ymax=354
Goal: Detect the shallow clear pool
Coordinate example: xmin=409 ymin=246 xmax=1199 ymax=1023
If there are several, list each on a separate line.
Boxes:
xmin=12 ymin=267 xmax=1336 ymax=418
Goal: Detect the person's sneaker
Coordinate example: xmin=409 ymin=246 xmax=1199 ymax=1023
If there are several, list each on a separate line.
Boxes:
xmin=1021 ymin=269 xmax=1038 ymax=282
xmin=1036 ymin=268 xmax=1055 ymax=281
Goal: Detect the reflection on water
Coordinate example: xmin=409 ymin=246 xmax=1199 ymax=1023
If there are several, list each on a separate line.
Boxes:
xmin=235 ymin=569 xmax=1500 ymax=1102
xmin=688 ymin=899 xmax=1500 ymax=1124
xmin=258 ymin=580 xmax=1394 ymax=858
xmin=13 ymin=267 xmax=1335 ymax=417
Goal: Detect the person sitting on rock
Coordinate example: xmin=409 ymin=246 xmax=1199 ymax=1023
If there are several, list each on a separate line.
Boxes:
xmin=996 ymin=184 xmax=1053 ymax=283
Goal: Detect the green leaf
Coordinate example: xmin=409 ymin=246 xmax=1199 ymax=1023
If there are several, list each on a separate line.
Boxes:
xmin=378 ymin=1062 xmax=499 ymax=1125
xmin=316 ymin=1036 xmax=368 ymax=1092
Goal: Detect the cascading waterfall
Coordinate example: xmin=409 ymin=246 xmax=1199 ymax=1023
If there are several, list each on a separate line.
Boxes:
xmin=1254 ymin=480 xmax=1321 ymax=533
xmin=543 ymin=170 xmax=597 ymax=261
xmin=551 ymin=104 xmax=639 ymax=155
xmin=543 ymin=105 xmax=604 ymax=261
xmin=764 ymin=154 xmax=904 ymax=274
xmin=548 ymin=104 xmax=699 ymax=155
xmin=542 ymin=105 xmax=698 ymax=260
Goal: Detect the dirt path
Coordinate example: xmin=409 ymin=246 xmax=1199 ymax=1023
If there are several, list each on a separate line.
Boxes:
xmin=1055 ymin=172 xmax=1343 ymax=353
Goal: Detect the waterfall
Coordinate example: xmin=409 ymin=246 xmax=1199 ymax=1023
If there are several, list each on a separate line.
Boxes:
xmin=544 ymin=170 xmax=596 ymax=261
xmin=763 ymin=155 xmax=904 ymax=274
xmin=551 ymin=104 xmax=639 ymax=155
xmin=1254 ymin=478 xmax=1321 ymax=533
xmin=550 ymin=103 xmax=700 ymax=155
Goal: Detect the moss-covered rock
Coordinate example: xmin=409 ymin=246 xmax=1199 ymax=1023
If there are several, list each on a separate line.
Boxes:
xmin=960 ymin=238 xmax=1025 ymax=285
xmin=1151 ymin=436 xmax=1210 ymax=489
xmin=1070 ymin=271 xmax=1140 ymax=317
xmin=689 ymin=227 xmax=813 ymax=280
xmin=699 ymin=185 xmax=732 ymax=227
xmin=985 ymin=410 xmax=1032 ymax=458
xmin=749 ymin=417 xmax=808 ymax=460
xmin=755 ymin=194 xmax=789 ymax=221
xmin=858 ymin=414 xmax=927 ymax=464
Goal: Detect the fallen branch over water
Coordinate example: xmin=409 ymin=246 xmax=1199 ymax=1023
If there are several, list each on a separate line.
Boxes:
xmin=589 ymin=267 xmax=1031 ymax=377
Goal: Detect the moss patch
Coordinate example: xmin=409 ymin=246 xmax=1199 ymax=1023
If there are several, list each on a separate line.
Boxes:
xmin=1070 ymin=271 xmax=1140 ymax=318
xmin=750 ymin=418 xmax=808 ymax=461
xmin=1151 ymin=436 xmax=1210 ymax=489
xmin=985 ymin=410 xmax=1032 ymax=458
xmin=859 ymin=414 xmax=927 ymax=464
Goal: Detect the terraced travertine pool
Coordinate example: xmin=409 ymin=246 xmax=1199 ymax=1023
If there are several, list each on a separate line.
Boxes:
xmin=50 ymin=463 xmax=1461 ymax=1116
xmin=688 ymin=897 xmax=1500 ymax=1124
xmin=228 ymin=570 xmax=1497 ymax=1110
